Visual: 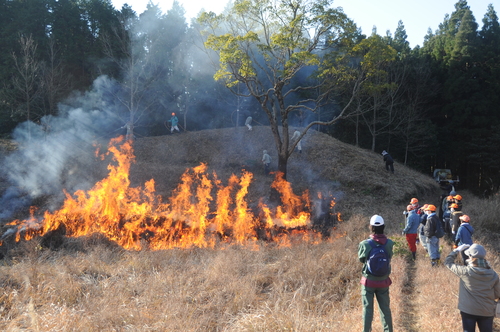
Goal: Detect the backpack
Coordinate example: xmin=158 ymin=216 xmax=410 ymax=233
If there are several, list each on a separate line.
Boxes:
xmin=435 ymin=218 xmax=445 ymax=238
xmin=367 ymin=239 xmax=390 ymax=277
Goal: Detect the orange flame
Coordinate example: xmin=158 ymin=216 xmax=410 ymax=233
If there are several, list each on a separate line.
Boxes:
xmin=6 ymin=136 xmax=328 ymax=250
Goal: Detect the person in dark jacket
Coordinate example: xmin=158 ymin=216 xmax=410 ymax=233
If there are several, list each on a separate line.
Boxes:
xmin=455 ymin=215 xmax=474 ymax=265
xmin=423 ymin=204 xmax=441 ymax=266
xmin=381 ymin=150 xmax=394 ymax=174
xmin=445 ymin=243 xmax=500 ymax=332
xmin=358 ymin=215 xmax=394 ymax=332
xmin=450 ymin=203 xmax=464 ymax=235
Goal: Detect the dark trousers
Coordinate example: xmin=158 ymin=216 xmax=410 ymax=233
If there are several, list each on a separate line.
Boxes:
xmin=460 ymin=311 xmax=494 ymax=332
xmin=385 ymin=162 xmax=394 ymax=173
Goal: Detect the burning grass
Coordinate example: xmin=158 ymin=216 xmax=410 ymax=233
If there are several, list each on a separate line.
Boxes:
xmin=2 ymin=136 xmax=338 ymax=251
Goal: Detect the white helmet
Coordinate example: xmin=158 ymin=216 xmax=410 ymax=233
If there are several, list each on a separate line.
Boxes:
xmin=370 ymin=215 xmax=384 ymax=226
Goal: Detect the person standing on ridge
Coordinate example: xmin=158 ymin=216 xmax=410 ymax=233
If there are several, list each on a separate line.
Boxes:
xmin=445 ymin=243 xmax=500 ymax=332
xmin=245 ymin=116 xmax=253 ymax=131
xmin=358 ymin=215 xmax=394 ymax=332
xmin=262 ymin=150 xmax=271 ymax=175
xmin=381 ymin=150 xmax=394 ymax=174
xmin=291 ymin=129 xmax=302 ymax=153
xmin=168 ymin=112 xmax=180 ymax=133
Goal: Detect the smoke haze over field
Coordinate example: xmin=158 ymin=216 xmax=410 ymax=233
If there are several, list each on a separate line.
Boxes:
xmin=0 ymin=77 xmax=126 ymax=220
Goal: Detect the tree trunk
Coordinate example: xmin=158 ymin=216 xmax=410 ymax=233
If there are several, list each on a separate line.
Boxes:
xmin=277 ymin=152 xmax=288 ymax=180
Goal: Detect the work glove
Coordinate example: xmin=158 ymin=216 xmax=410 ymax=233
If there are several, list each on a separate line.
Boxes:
xmin=452 ymin=231 xmax=456 ymax=235
xmin=401 ymin=231 xmax=405 ymax=235
xmin=454 ymin=244 xmax=470 ymax=252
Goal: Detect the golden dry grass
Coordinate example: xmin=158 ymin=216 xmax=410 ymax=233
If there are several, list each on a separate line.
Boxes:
xmin=1 ymin=128 xmax=500 ymax=331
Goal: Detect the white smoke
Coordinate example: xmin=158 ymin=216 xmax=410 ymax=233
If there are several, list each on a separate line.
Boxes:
xmin=0 ymin=76 xmax=124 ymax=221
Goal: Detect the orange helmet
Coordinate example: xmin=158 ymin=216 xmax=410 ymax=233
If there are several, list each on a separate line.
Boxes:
xmin=453 ymin=195 xmax=462 ymax=201
xmin=449 ymin=203 xmax=459 ymax=209
xmin=447 ymin=195 xmax=454 ymax=200
xmin=407 ymin=204 xmax=414 ymax=211
xmin=410 ymin=198 xmax=418 ymax=204
xmin=424 ymin=204 xmax=436 ymax=212
xmin=459 ymin=215 xmax=470 ymax=222
xmin=172 ymin=112 xmax=176 ymax=116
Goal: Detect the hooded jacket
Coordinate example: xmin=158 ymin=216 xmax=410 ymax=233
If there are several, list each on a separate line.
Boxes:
xmin=358 ymin=234 xmax=394 ymax=288
xmin=445 ymin=251 xmax=500 ymax=317
xmin=455 ymin=222 xmax=473 ymax=246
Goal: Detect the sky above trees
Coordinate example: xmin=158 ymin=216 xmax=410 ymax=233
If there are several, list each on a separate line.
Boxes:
xmin=110 ymin=0 xmax=493 ymax=48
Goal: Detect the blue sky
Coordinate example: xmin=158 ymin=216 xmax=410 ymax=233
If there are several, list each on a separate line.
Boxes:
xmin=111 ymin=0 xmax=497 ymax=48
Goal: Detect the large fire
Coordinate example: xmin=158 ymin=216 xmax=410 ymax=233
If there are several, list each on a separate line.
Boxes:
xmin=4 ymin=136 xmax=340 ymax=250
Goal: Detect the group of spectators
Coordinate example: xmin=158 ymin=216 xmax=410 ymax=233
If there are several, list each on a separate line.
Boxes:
xmin=358 ymin=191 xmax=500 ymax=332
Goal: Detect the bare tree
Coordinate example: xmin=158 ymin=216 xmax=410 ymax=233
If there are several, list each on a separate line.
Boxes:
xmin=11 ymin=34 xmax=43 ymax=141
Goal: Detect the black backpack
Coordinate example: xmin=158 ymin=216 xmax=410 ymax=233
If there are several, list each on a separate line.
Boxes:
xmin=367 ymin=239 xmax=390 ymax=277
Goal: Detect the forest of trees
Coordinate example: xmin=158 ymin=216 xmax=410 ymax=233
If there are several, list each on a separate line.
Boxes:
xmin=0 ymin=0 xmax=499 ymax=194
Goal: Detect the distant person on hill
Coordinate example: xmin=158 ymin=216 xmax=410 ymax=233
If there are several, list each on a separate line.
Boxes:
xmin=358 ymin=215 xmax=394 ymax=332
xmin=403 ymin=205 xmax=420 ymax=260
xmin=168 ymin=112 xmax=180 ymax=133
xmin=381 ymin=150 xmax=394 ymax=174
xmin=245 ymin=116 xmax=253 ymax=131
xmin=454 ymin=215 xmax=474 ymax=265
xmin=423 ymin=204 xmax=441 ymax=266
xmin=262 ymin=150 xmax=271 ymax=175
xmin=291 ymin=129 xmax=302 ymax=153
xmin=445 ymin=243 xmax=500 ymax=332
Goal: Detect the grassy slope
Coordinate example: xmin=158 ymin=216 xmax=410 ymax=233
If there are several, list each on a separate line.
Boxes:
xmin=1 ymin=127 xmax=500 ymax=331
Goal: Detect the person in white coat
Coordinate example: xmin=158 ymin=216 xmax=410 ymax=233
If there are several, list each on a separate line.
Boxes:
xmin=262 ymin=150 xmax=271 ymax=175
xmin=292 ymin=129 xmax=302 ymax=153
xmin=245 ymin=116 xmax=253 ymax=130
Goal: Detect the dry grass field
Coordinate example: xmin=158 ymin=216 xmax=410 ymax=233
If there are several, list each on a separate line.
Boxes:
xmin=0 ymin=127 xmax=499 ymax=331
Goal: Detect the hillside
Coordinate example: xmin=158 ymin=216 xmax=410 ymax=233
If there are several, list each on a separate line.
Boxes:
xmin=129 ymin=126 xmax=440 ymax=219
xmin=0 ymin=126 xmax=441 ymax=233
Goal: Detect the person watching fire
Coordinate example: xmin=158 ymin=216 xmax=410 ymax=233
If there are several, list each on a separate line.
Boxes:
xmin=358 ymin=215 xmax=394 ymax=332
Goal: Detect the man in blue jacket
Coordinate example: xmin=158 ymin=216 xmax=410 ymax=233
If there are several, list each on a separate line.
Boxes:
xmin=455 ymin=214 xmax=474 ymax=265
xmin=168 ymin=112 xmax=180 ymax=133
